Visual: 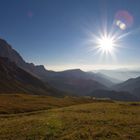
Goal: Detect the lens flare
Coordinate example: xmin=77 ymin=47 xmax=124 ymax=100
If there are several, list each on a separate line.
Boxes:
xmin=115 ymin=20 xmax=126 ymax=30
xmin=86 ymin=10 xmax=135 ymax=61
xmin=115 ymin=10 xmax=133 ymax=30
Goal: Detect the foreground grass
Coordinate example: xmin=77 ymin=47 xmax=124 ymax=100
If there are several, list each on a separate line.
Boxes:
xmin=0 ymin=94 xmax=139 ymax=140
xmin=0 ymin=94 xmax=96 ymax=114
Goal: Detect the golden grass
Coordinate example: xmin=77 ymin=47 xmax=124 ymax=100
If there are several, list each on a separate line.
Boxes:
xmin=0 ymin=94 xmax=95 ymax=114
xmin=0 ymin=94 xmax=139 ymax=140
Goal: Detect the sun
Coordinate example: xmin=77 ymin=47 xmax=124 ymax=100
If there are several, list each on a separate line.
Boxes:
xmin=88 ymin=28 xmax=126 ymax=57
xmin=97 ymin=35 xmax=115 ymax=53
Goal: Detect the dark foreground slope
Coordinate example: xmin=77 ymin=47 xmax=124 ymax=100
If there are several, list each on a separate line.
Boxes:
xmin=0 ymin=38 xmax=50 ymax=79
xmin=0 ymin=57 xmax=53 ymax=95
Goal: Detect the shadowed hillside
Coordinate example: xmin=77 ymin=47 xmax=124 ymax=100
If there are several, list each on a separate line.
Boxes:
xmin=113 ymin=76 xmax=140 ymax=99
xmin=0 ymin=57 xmax=54 ymax=95
xmin=47 ymin=75 xmax=107 ymax=96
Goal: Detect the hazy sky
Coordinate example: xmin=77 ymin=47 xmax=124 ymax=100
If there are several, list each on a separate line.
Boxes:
xmin=0 ymin=0 xmax=140 ymax=71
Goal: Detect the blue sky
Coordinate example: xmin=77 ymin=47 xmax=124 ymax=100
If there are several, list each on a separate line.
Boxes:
xmin=0 ymin=0 xmax=140 ymax=71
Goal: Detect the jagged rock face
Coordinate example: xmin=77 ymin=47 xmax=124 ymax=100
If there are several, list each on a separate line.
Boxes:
xmin=0 ymin=39 xmax=56 ymax=95
xmin=0 ymin=39 xmax=24 ymax=65
xmin=0 ymin=39 xmax=47 ymax=78
xmin=0 ymin=39 xmax=67 ymax=96
xmin=0 ymin=57 xmax=50 ymax=94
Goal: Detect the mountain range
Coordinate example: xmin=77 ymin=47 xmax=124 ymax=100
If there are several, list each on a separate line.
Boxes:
xmin=113 ymin=77 xmax=140 ymax=99
xmin=0 ymin=56 xmax=66 ymax=97
xmin=0 ymin=38 xmax=139 ymax=101
xmin=0 ymin=39 xmax=115 ymax=86
xmin=0 ymin=57 xmax=49 ymax=94
xmin=98 ymin=69 xmax=140 ymax=81
xmin=0 ymin=39 xmax=111 ymax=94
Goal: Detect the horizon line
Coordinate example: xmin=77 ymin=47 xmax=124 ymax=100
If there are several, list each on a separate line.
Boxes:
xmin=44 ymin=64 xmax=140 ymax=72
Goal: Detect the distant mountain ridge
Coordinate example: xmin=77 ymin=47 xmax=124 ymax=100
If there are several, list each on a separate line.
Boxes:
xmin=98 ymin=69 xmax=140 ymax=81
xmin=46 ymin=76 xmax=107 ymax=95
xmin=45 ymin=69 xmax=114 ymax=86
xmin=113 ymin=76 xmax=140 ymax=99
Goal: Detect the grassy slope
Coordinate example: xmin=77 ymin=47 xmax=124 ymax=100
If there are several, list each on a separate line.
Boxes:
xmin=0 ymin=94 xmax=95 ymax=114
xmin=0 ymin=94 xmax=139 ymax=140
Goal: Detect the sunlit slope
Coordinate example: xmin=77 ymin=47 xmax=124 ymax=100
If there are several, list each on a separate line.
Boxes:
xmin=0 ymin=94 xmax=95 ymax=114
xmin=0 ymin=94 xmax=139 ymax=140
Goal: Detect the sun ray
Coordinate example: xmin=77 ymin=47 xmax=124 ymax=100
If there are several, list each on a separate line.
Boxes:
xmin=88 ymin=28 xmax=129 ymax=55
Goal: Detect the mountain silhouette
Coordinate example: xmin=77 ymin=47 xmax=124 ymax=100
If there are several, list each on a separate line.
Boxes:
xmin=0 ymin=39 xmax=111 ymax=94
xmin=0 ymin=38 xmax=139 ymax=100
xmin=0 ymin=57 xmax=50 ymax=94
xmin=0 ymin=56 xmax=65 ymax=96
xmin=47 ymin=76 xmax=107 ymax=95
xmin=0 ymin=38 xmax=48 ymax=78
xmin=0 ymin=39 xmax=115 ymax=86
